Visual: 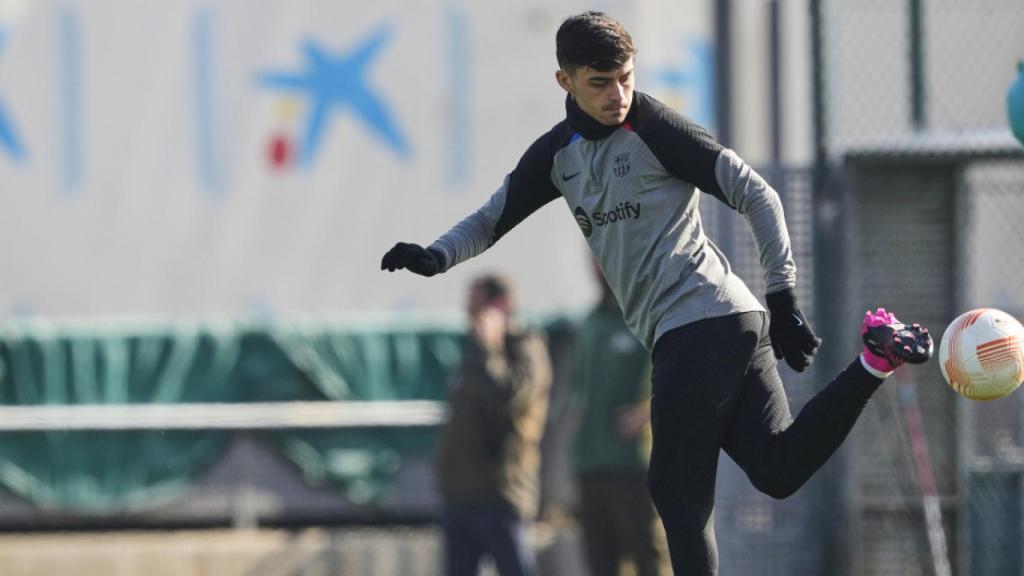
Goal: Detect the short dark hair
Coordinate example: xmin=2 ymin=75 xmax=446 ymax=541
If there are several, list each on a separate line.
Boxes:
xmin=472 ymin=274 xmax=514 ymax=307
xmin=556 ymin=11 xmax=636 ymax=73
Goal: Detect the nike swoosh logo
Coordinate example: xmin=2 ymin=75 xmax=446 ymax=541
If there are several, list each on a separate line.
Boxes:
xmin=792 ymin=313 xmax=803 ymax=326
xmin=561 ymin=171 xmax=582 ymax=182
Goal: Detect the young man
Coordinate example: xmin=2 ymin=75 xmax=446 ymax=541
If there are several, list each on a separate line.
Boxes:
xmin=568 ymin=260 xmax=669 ymax=576
xmin=382 ymin=12 xmax=932 ymax=575
xmin=434 ymin=275 xmax=551 ymax=576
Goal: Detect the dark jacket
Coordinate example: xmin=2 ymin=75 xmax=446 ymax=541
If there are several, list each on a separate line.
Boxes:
xmin=435 ymin=328 xmax=551 ymax=520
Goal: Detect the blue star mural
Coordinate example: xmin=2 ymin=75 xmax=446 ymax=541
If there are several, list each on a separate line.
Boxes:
xmin=0 ymin=26 xmax=27 ymax=162
xmin=258 ymin=24 xmax=410 ymax=166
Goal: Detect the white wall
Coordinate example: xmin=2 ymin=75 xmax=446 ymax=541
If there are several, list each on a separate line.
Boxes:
xmin=0 ymin=0 xmax=713 ymax=320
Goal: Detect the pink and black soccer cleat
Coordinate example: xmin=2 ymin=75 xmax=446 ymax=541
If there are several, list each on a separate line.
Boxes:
xmin=861 ymin=308 xmax=933 ymax=371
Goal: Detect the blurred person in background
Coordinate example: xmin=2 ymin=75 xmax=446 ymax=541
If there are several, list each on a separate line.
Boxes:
xmin=568 ymin=259 xmax=669 ymax=576
xmin=384 ymin=11 xmax=932 ymax=575
xmin=434 ymin=274 xmax=552 ymax=576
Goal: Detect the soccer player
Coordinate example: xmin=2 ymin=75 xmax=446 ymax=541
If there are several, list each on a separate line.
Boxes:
xmin=382 ymin=11 xmax=932 ymax=575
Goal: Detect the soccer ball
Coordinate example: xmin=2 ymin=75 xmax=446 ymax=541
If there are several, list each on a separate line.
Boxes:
xmin=939 ymin=308 xmax=1024 ymax=400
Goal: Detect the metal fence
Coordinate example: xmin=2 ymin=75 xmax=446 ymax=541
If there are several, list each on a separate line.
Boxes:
xmin=812 ymin=1 xmax=1024 ymax=575
xmin=698 ymin=167 xmax=823 ymax=576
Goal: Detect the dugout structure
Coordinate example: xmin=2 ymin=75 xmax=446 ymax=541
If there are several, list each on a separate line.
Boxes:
xmin=834 ymin=129 xmax=1024 ymax=576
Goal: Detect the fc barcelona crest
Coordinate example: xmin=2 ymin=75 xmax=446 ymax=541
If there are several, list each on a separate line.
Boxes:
xmin=613 ymin=152 xmax=631 ymax=177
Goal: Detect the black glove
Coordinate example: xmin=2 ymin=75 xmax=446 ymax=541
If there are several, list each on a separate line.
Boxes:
xmin=380 ymin=242 xmax=446 ymax=277
xmin=766 ymin=288 xmax=821 ymax=372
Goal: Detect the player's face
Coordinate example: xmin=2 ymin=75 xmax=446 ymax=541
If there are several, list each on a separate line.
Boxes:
xmin=557 ymin=58 xmax=634 ymax=126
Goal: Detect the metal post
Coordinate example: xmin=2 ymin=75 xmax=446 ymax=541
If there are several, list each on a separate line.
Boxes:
xmin=809 ymin=1 xmax=838 ymax=378
xmin=809 ymin=1 xmax=841 ymax=387
xmin=714 ymin=0 xmax=735 ymax=260
xmin=714 ymin=0 xmax=732 ymax=147
xmin=769 ymin=0 xmax=782 ymax=167
xmin=811 ymin=0 xmax=827 ymax=171
xmin=810 ymin=2 xmax=848 ymax=575
xmin=909 ymin=0 xmax=926 ymax=131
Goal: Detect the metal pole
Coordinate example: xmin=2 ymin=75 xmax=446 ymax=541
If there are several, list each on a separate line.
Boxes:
xmin=810 ymin=1 xmax=841 ymax=389
xmin=714 ymin=0 xmax=735 ymax=260
xmin=811 ymin=0 xmax=827 ymax=170
xmin=909 ymin=0 xmax=926 ymax=130
xmin=810 ymin=2 xmax=847 ymax=575
xmin=809 ymin=1 xmax=837 ymax=379
xmin=714 ymin=0 xmax=732 ymax=147
xmin=769 ymin=0 xmax=782 ymax=167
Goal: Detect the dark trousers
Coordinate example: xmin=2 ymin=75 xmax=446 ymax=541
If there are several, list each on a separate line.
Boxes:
xmin=578 ymin=470 xmax=670 ymax=576
xmin=442 ymin=502 xmax=534 ymax=576
xmin=647 ymin=312 xmax=881 ymax=576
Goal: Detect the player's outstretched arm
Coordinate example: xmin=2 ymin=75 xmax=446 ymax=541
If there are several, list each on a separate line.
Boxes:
xmin=380 ymin=242 xmax=447 ymax=277
xmin=381 ymin=129 xmax=561 ymax=278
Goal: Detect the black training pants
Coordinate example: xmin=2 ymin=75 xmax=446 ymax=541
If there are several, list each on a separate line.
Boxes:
xmin=646 ymin=312 xmax=881 ymax=575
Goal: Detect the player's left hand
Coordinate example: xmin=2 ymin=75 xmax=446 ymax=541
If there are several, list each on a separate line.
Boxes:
xmin=766 ymin=287 xmax=821 ymax=372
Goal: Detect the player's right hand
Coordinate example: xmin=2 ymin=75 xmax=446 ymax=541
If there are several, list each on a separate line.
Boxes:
xmin=380 ymin=242 xmax=445 ymax=277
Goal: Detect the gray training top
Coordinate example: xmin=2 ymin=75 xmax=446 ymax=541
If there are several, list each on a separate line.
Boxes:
xmin=429 ymin=92 xmax=796 ymax=351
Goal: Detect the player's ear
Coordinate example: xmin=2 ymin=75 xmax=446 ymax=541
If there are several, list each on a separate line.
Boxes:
xmin=555 ymin=69 xmax=574 ymax=94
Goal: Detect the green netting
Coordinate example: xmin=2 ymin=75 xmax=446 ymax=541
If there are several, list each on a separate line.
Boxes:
xmin=254 ymin=322 xmax=463 ymax=504
xmin=0 ymin=317 xmax=469 ymax=511
xmin=0 ymin=430 xmax=227 ymax=512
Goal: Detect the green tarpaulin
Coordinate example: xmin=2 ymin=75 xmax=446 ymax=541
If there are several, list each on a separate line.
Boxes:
xmin=0 ymin=317 xmax=468 ymax=511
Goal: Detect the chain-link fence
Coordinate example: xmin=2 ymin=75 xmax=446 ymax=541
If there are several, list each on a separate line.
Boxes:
xmin=697 ymin=168 xmax=823 ymax=576
xmin=820 ymin=0 xmax=1024 ymax=152
xmin=814 ymin=1 xmax=1024 ymax=574
xmin=956 ymin=160 xmax=1024 ymax=576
